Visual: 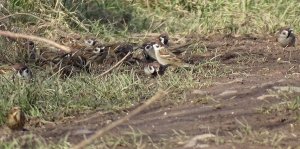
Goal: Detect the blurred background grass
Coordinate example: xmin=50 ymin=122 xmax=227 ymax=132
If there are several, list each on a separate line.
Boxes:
xmin=3 ymin=0 xmax=300 ymax=39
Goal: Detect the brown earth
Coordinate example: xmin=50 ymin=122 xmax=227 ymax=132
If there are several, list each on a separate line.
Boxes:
xmin=2 ymin=34 xmax=300 ymax=148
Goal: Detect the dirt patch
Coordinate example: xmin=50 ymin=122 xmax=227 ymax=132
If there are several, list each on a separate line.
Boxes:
xmin=2 ymin=35 xmax=300 ymax=148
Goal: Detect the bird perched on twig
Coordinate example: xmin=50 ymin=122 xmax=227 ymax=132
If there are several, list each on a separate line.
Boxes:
xmin=277 ymin=27 xmax=296 ymax=48
xmin=152 ymin=43 xmax=193 ymax=68
xmin=6 ymin=106 xmax=26 ymax=131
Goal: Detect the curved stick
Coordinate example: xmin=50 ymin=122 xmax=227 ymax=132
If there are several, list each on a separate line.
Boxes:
xmin=0 ymin=30 xmax=71 ymax=52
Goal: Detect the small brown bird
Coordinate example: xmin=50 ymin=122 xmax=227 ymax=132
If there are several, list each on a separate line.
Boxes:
xmin=158 ymin=33 xmax=169 ymax=46
xmin=152 ymin=43 xmax=192 ymax=67
xmin=12 ymin=63 xmax=33 ymax=80
xmin=58 ymin=33 xmax=81 ymax=46
xmin=142 ymin=33 xmax=170 ymax=61
xmin=6 ymin=106 xmax=26 ymax=131
xmin=141 ymin=42 xmax=157 ymax=61
xmin=80 ymin=44 xmax=108 ymax=65
xmin=143 ymin=61 xmax=166 ymax=76
xmin=277 ymin=27 xmax=296 ymax=47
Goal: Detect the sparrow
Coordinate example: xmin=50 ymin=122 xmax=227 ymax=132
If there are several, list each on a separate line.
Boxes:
xmin=141 ymin=33 xmax=169 ymax=59
xmin=6 ymin=106 xmax=26 ymax=131
xmin=158 ymin=33 xmax=169 ymax=46
xmin=152 ymin=43 xmax=193 ymax=67
xmin=141 ymin=42 xmax=157 ymax=61
xmin=58 ymin=33 xmax=81 ymax=45
xmin=11 ymin=63 xmax=33 ymax=80
xmin=141 ymin=41 xmax=192 ymax=62
xmin=277 ymin=27 xmax=296 ymax=47
xmin=79 ymin=44 xmax=108 ymax=65
xmin=143 ymin=61 xmax=166 ymax=76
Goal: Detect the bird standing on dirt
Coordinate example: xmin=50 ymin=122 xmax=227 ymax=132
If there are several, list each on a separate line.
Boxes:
xmin=6 ymin=106 xmax=26 ymax=131
xmin=142 ymin=33 xmax=170 ymax=61
xmin=80 ymin=44 xmax=108 ymax=66
xmin=152 ymin=43 xmax=192 ymax=67
xmin=141 ymin=42 xmax=157 ymax=61
xmin=158 ymin=33 xmax=169 ymax=46
xmin=143 ymin=61 xmax=166 ymax=76
xmin=277 ymin=28 xmax=296 ymax=47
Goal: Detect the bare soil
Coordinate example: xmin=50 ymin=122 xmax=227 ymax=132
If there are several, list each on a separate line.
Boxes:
xmin=2 ymin=35 xmax=300 ymax=148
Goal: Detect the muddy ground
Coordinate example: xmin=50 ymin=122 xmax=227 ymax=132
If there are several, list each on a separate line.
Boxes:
xmin=2 ymin=35 xmax=300 ymax=148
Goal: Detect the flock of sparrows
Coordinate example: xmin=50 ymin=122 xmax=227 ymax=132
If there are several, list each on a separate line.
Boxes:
xmin=0 ymin=30 xmax=195 ymax=81
xmin=3 ymin=27 xmax=297 ymax=131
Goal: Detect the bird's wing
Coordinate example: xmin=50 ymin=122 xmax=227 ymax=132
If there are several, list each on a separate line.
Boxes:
xmin=159 ymin=47 xmax=183 ymax=63
xmin=159 ymin=47 xmax=177 ymax=58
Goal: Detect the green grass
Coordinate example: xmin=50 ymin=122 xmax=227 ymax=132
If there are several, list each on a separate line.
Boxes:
xmin=0 ymin=134 xmax=70 ymax=149
xmin=4 ymin=0 xmax=300 ymax=39
xmin=228 ymin=119 xmax=286 ymax=147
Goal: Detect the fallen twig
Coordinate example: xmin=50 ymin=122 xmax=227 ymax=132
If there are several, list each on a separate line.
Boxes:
xmin=96 ymin=52 xmax=132 ymax=78
xmin=0 ymin=30 xmax=71 ymax=52
xmin=71 ymin=90 xmax=167 ymax=149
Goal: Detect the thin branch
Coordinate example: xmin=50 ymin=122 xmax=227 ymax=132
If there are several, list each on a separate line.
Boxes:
xmin=71 ymin=90 xmax=167 ymax=149
xmin=0 ymin=30 xmax=71 ymax=52
xmin=96 ymin=52 xmax=132 ymax=78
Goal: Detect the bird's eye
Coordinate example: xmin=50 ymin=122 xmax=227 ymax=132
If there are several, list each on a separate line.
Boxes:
xmin=145 ymin=45 xmax=152 ymax=50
